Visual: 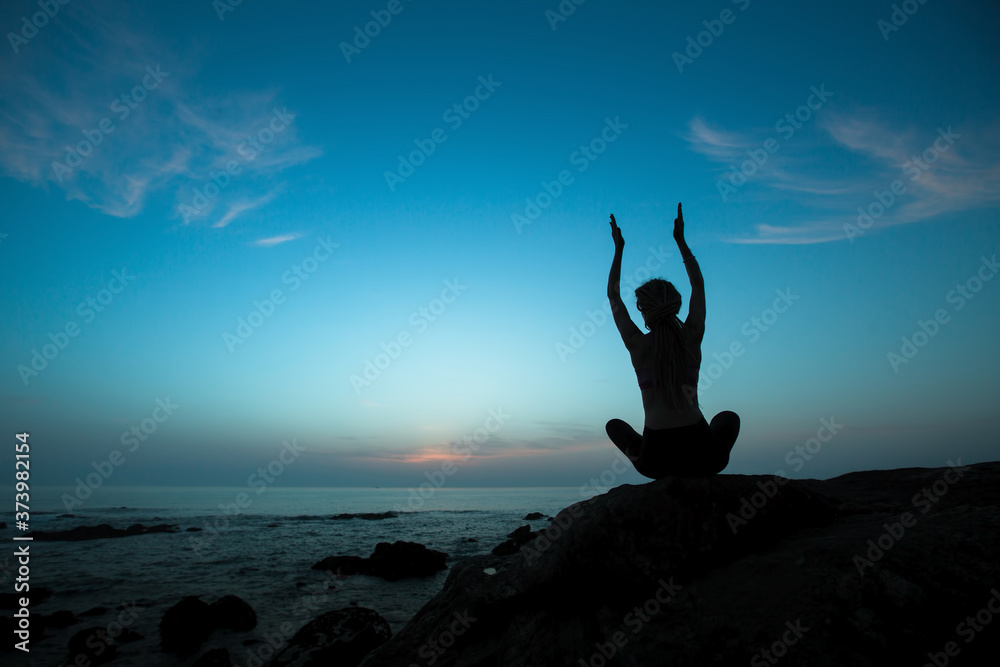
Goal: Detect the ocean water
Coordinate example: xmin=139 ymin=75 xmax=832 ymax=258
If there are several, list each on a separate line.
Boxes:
xmin=4 ymin=486 xmax=588 ymax=666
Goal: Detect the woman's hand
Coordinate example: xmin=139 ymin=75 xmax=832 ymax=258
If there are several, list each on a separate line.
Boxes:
xmin=672 ymin=202 xmax=685 ymax=242
xmin=610 ymin=213 xmax=624 ymax=252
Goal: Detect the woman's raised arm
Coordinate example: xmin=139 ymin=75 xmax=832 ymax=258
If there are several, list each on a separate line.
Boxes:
xmin=674 ymin=203 xmax=705 ymax=336
xmin=608 ymin=214 xmax=642 ymax=347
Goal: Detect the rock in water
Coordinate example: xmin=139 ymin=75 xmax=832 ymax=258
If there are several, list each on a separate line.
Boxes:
xmin=312 ymin=542 xmax=448 ymax=580
xmin=331 ymin=511 xmax=397 ymax=520
xmin=368 ymin=541 xmax=448 ymax=580
xmin=267 ymin=607 xmax=391 ymax=667
xmin=491 ymin=525 xmax=538 ymax=556
xmin=210 ymin=594 xmax=258 ymax=631
xmin=27 ymin=523 xmax=178 ymax=541
xmin=361 ymin=463 xmax=1000 ymax=666
xmin=160 ymin=596 xmax=213 ymax=653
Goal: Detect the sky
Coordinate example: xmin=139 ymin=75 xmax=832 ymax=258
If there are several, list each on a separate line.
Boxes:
xmin=0 ymin=0 xmax=998 ymax=493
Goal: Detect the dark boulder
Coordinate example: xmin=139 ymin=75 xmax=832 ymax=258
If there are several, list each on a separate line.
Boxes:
xmin=331 ymin=511 xmax=397 ymax=520
xmin=209 ymin=594 xmax=257 ymax=631
xmin=362 ymin=463 xmax=1000 ymax=666
xmin=369 ymin=541 xmax=447 ymax=581
xmin=491 ymin=525 xmax=538 ymax=556
xmin=160 ymin=596 xmax=213 ymax=654
xmin=312 ymin=542 xmax=447 ymax=581
xmin=27 ymin=523 xmax=178 ymax=541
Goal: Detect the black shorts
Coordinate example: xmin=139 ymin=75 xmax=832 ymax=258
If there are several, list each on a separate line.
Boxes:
xmin=639 ymin=418 xmax=727 ymax=478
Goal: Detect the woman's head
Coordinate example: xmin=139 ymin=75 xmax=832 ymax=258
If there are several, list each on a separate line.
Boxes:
xmin=635 ymin=279 xmax=682 ymax=331
xmin=635 ymin=278 xmax=694 ymax=411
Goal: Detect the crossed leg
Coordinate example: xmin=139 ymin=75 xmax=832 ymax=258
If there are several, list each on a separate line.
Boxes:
xmin=709 ymin=410 xmax=741 ymax=473
xmin=606 ymin=412 xmax=741 ymax=478
xmin=605 ymin=418 xmax=643 ymax=464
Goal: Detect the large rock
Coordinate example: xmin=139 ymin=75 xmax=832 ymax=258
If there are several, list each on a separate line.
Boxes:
xmin=160 ymin=596 xmax=213 ymax=654
xmin=210 ymin=594 xmax=257 ymax=631
xmin=491 ymin=525 xmax=538 ymax=556
xmin=312 ymin=541 xmax=448 ymax=581
xmin=27 ymin=523 xmax=178 ymax=541
xmin=331 ymin=512 xmax=397 ymax=520
xmin=267 ymin=607 xmax=391 ymax=667
xmin=361 ymin=462 xmax=1000 ymax=666
xmin=160 ymin=594 xmax=258 ymax=653
xmin=369 ymin=541 xmax=448 ymax=580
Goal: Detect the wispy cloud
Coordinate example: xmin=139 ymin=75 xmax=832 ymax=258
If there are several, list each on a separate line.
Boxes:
xmin=0 ymin=3 xmax=321 ymax=224
xmin=685 ymin=113 xmax=1000 ymax=244
xmin=254 ymin=232 xmax=304 ymax=247
xmin=216 ymin=190 xmax=283 ymax=229
xmin=684 ymin=116 xmax=750 ymax=159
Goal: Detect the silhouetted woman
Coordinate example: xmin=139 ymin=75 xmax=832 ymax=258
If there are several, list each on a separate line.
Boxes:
xmin=606 ymin=203 xmax=739 ymax=478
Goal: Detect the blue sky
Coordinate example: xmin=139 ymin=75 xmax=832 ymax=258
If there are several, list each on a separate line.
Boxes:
xmin=1 ymin=0 xmax=998 ymax=492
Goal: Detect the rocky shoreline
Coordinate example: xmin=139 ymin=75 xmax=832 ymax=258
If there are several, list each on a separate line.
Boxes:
xmin=362 ymin=461 xmax=1000 ymax=666
xmin=5 ymin=462 xmax=998 ymax=665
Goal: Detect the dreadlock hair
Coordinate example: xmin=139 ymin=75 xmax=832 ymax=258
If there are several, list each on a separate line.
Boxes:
xmin=635 ymin=278 xmax=694 ymax=411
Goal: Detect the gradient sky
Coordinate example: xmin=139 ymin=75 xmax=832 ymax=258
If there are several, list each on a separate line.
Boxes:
xmin=1 ymin=0 xmax=998 ymax=492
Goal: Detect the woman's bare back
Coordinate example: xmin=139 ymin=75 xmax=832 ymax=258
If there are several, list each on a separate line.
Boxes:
xmin=628 ymin=331 xmax=704 ymax=429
